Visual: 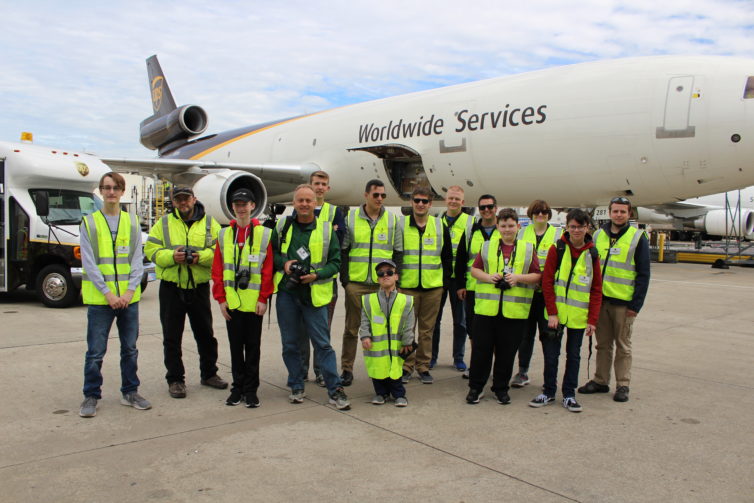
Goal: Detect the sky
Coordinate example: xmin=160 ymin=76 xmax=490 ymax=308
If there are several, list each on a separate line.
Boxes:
xmin=1 ymin=0 xmax=752 ymax=157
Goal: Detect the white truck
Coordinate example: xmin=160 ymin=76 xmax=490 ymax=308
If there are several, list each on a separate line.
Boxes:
xmin=0 ymin=140 xmax=155 ymax=307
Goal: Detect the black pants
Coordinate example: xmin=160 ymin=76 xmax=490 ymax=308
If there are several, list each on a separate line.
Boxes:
xmin=517 ymin=291 xmax=548 ymax=372
xmin=159 ymin=281 xmax=218 ymax=383
xmin=464 ymin=291 xmax=476 ymax=339
xmin=226 ymin=310 xmax=263 ymax=395
xmin=372 ymin=377 xmax=406 ymax=399
xmin=468 ymin=313 xmax=526 ymax=394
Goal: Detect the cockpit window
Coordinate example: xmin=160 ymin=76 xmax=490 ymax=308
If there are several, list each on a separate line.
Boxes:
xmin=745 ymin=76 xmax=754 ymax=99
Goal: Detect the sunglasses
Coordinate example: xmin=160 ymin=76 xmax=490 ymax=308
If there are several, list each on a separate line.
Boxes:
xmin=371 ymin=193 xmax=387 ymax=199
xmin=413 ymin=198 xmax=430 ymax=205
xmin=479 ymin=204 xmax=495 ymax=211
xmin=532 ymin=209 xmax=550 ymax=216
xmin=610 ymin=196 xmax=631 ymax=205
xmin=376 ymin=269 xmax=396 ymax=277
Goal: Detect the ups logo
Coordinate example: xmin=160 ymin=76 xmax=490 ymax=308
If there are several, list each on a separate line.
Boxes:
xmin=151 ymin=76 xmax=164 ymax=113
xmin=75 ymin=162 xmax=90 ymax=177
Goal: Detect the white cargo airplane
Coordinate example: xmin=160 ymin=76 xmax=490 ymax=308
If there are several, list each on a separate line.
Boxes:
xmin=104 ymin=55 xmax=754 ymax=223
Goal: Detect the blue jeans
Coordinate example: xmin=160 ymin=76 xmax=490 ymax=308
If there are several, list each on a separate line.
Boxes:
xmin=276 ymin=291 xmax=341 ymax=395
xmin=83 ymin=303 xmax=140 ymax=398
xmin=540 ymin=327 xmax=584 ymax=398
xmin=431 ymin=286 xmax=467 ymax=362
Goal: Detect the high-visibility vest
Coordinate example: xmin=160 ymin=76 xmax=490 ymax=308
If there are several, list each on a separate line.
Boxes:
xmin=347 ymin=207 xmax=398 ymax=283
xmin=218 ymin=224 xmax=271 ymax=311
xmin=399 ymin=215 xmax=443 ymax=289
xmin=144 ymin=211 xmax=219 ymax=287
xmin=466 ymin=224 xmax=499 ymax=291
xmin=474 ymin=239 xmax=535 ymax=318
xmin=442 ymin=212 xmax=474 ymax=278
xmin=593 ymin=226 xmax=642 ymax=301
xmin=81 ymin=210 xmax=141 ymax=305
xmin=318 ymin=202 xmax=335 ymax=223
xmin=517 ymin=224 xmax=563 ymax=272
xmin=273 ymin=217 xmax=335 ymax=307
xmin=547 ymin=247 xmax=594 ymax=329
xmin=361 ymin=291 xmax=414 ymax=380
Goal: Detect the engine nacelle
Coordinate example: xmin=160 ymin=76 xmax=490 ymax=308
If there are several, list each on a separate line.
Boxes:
xmin=139 ymin=104 xmax=208 ymax=153
xmin=190 ymin=170 xmax=268 ymax=224
xmin=695 ymin=209 xmax=754 ymax=238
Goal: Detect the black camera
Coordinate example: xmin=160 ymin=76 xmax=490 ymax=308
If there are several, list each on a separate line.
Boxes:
xmin=284 ymin=262 xmax=311 ymax=290
xmin=184 ymin=246 xmax=197 ymax=264
xmin=543 ymin=324 xmax=565 ymax=339
xmin=236 ymin=269 xmax=251 ymax=290
xmin=495 ymin=277 xmax=512 ymax=290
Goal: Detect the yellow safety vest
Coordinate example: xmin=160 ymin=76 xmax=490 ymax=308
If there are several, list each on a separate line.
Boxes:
xmin=546 ymin=247 xmax=594 ymax=329
xmin=443 ymin=212 xmax=474 ymax=278
xmin=474 ymin=239 xmax=535 ymax=318
xmin=399 ymin=215 xmax=443 ymax=289
xmin=318 ymin=202 xmax=335 ymax=223
xmin=361 ymin=292 xmax=414 ymax=380
xmin=81 ymin=211 xmax=141 ymax=305
xmin=593 ymin=227 xmax=642 ymax=301
xmin=144 ymin=210 xmax=220 ymax=288
xmin=273 ymin=217 xmax=335 ymax=307
xmin=218 ymin=224 xmax=272 ymax=311
xmin=517 ymin=224 xmax=563 ymax=272
xmin=347 ymin=207 xmax=398 ymax=283
xmin=466 ymin=224 xmax=499 ymax=291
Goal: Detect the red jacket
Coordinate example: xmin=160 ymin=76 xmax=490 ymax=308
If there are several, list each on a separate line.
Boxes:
xmin=211 ymin=219 xmax=274 ymax=305
xmin=542 ymin=233 xmax=603 ymax=326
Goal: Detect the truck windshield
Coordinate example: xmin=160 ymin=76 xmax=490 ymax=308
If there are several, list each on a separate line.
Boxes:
xmin=29 ymin=189 xmax=102 ymax=225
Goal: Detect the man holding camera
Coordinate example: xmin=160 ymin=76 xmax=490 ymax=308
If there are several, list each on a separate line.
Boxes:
xmin=145 ymin=186 xmax=226 ymax=399
xmin=272 ymin=184 xmax=350 ymax=410
xmin=211 ymin=189 xmax=273 ymax=408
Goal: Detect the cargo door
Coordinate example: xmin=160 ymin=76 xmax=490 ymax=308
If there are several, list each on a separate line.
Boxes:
xmin=656 ymin=76 xmax=696 ymax=138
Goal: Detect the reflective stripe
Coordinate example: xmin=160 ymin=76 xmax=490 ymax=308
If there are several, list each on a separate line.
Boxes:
xmin=162 ymin=215 xmax=172 ymax=248
xmin=370 ymin=333 xmax=395 ymax=343
xmin=364 ymin=349 xmax=394 ymax=358
xmin=603 ymin=274 xmax=635 ymax=286
xmin=475 ymin=293 xmax=500 ymax=301
xmin=147 ymin=236 xmax=162 ymax=245
xmin=351 ymin=242 xmax=393 ymax=251
xmin=349 ymin=256 xmax=372 ymax=263
xmin=401 ymin=263 xmax=442 ymax=270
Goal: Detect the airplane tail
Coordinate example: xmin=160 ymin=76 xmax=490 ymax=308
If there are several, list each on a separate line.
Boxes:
xmin=146 ymin=55 xmax=177 ymax=117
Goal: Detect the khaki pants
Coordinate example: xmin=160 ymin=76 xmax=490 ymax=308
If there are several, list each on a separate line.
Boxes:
xmin=400 ymin=287 xmax=443 ymax=374
xmin=594 ymin=302 xmax=635 ymax=387
xmin=341 ymin=282 xmax=379 ymax=372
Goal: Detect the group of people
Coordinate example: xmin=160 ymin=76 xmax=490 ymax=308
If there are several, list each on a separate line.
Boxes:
xmin=78 ymin=170 xmax=649 ymax=418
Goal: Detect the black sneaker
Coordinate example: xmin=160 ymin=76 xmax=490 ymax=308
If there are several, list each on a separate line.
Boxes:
xmin=245 ymin=392 xmax=260 ymax=408
xmin=613 ymin=386 xmax=630 ymax=402
xmin=340 ymin=370 xmax=353 ymax=387
xmin=578 ymin=380 xmax=610 ymax=394
xmin=401 ymin=369 xmax=412 ymax=384
xmin=563 ymin=396 xmax=583 ymax=412
xmin=466 ymin=389 xmax=484 ymax=404
xmin=419 ymin=371 xmax=434 ymax=384
xmin=495 ymin=392 xmax=511 ymax=405
xmin=225 ymin=390 xmax=243 ymax=406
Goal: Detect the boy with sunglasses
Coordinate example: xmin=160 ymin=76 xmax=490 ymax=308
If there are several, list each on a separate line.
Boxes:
xmin=360 ymin=260 xmax=415 ymax=407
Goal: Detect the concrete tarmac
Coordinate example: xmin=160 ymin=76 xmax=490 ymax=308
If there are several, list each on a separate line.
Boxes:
xmin=0 ymin=262 xmax=752 ymax=502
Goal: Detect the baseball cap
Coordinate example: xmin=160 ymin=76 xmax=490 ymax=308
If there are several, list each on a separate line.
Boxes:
xmin=375 ymin=259 xmax=397 ymax=271
xmin=171 ymin=186 xmax=194 ymax=198
xmin=231 ymin=188 xmax=255 ymax=203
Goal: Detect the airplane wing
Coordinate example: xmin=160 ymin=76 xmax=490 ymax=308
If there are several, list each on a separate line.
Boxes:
xmin=643 ymin=201 xmax=713 ymax=219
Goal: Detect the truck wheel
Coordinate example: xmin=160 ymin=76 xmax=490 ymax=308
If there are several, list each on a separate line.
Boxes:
xmin=36 ymin=264 xmax=79 ymax=308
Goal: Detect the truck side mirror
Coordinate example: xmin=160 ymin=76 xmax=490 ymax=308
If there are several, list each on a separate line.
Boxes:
xmin=35 ymin=191 xmax=49 ymax=217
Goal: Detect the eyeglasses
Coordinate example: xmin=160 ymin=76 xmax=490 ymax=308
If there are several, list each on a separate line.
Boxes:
xmin=568 ymin=224 xmax=588 ymax=231
xmin=610 ymin=196 xmax=631 ymax=205
xmin=479 ymin=204 xmax=495 ymax=211
xmin=99 ymin=185 xmax=122 ymax=192
xmin=413 ymin=198 xmax=430 ymax=205
xmin=376 ymin=269 xmax=396 ymax=277
xmin=371 ymin=193 xmax=387 ymax=199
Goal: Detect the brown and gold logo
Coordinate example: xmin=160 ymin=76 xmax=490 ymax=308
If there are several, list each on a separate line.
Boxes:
xmin=151 ymin=76 xmax=164 ymax=113
xmin=75 ymin=162 xmax=89 ymax=177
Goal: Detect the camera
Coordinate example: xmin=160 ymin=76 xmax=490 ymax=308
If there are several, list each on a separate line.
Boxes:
xmin=236 ymin=269 xmax=251 ymax=290
xmin=495 ymin=277 xmax=512 ymax=290
xmin=184 ymin=246 xmax=197 ymax=264
xmin=543 ymin=324 xmax=565 ymax=339
xmin=284 ymin=262 xmax=311 ymax=290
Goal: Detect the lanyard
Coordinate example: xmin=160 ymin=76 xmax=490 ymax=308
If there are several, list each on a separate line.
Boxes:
xmin=109 ymin=212 xmax=122 ymax=296
xmin=497 ymin=241 xmax=516 ymax=271
xmin=232 ymin=224 xmax=252 ymax=272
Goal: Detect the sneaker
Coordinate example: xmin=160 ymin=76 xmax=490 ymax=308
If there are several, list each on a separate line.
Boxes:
xmin=288 ymin=389 xmax=305 ymax=404
xmin=168 ymin=381 xmax=187 ymax=398
xmin=454 ymin=360 xmax=467 ymax=372
xmin=511 ymin=372 xmax=530 ymax=388
xmin=614 ymin=386 xmax=630 ymax=402
xmin=578 ymin=380 xmax=609 ymax=394
xmin=201 ymin=375 xmax=228 ymax=389
xmin=462 ymin=369 xmax=469 ymax=379
xmin=395 ymin=397 xmax=408 ymax=407
xmin=225 ymin=390 xmax=243 ymax=406
xmin=340 ymin=370 xmax=353 ymax=387
xmin=371 ymin=394 xmax=387 ymax=405
xmin=245 ymin=392 xmax=260 ymax=408
xmin=79 ymin=396 xmax=98 ymax=418
xmin=315 ymin=374 xmax=326 ymax=388
xmin=120 ymin=392 xmax=152 ymax=410
xmin=529 ymin=393 xmax=555 ymax=408
xmin=401 ymin=369 xmax=412 ymax=384
xmin=329 ymin=388 xmax=351 ymax=410
xmin=419 ymin=371 xmax=434 ymax=384
xmin=563 ymin=396 xmax=583 ymax=412
xmin=496 ymin=392 xmax=511 ymax=405
xmin=466 ymin=389 xmax=484 ymax=404
xmin=429 ymin=358 xmax=437 ymax=369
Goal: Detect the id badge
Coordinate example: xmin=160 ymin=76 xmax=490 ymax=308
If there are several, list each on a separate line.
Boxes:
xmin=248 ymin=254 xmax=260 ymax=263
xmin=116 ymin=245 xmax=129 ymax=254
xmin=296 ymin=246 xmax=310 ymax=260
xmin=609 ymin=247 xmax=621 ymax=255
xmin=451 ymin=230 xmax=457 ymax=239
xmin=503 ymin=266 xmax=513 ymax=274
xmin=377 ymin=233 xmax=387 ymax=241
xmin=423 ymin=237 xmax=434 ymax=246
xmin=579 ymin=275 xmax=590 ymax=283
xmin=373 ymin=315 xmax=385 ymax=324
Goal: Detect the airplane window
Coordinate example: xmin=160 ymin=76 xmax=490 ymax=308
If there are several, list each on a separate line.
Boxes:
xmin=745 ymin=76 xmax=754 ymax=99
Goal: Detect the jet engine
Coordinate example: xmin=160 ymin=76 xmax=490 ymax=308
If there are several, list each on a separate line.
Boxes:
xmin=694 ymin=209 xmax=754 ymax=239
xmin=140 ymin=104 xmax=208 ymax=153
xmin=190 ymin=169 xmax=268 ymax=224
